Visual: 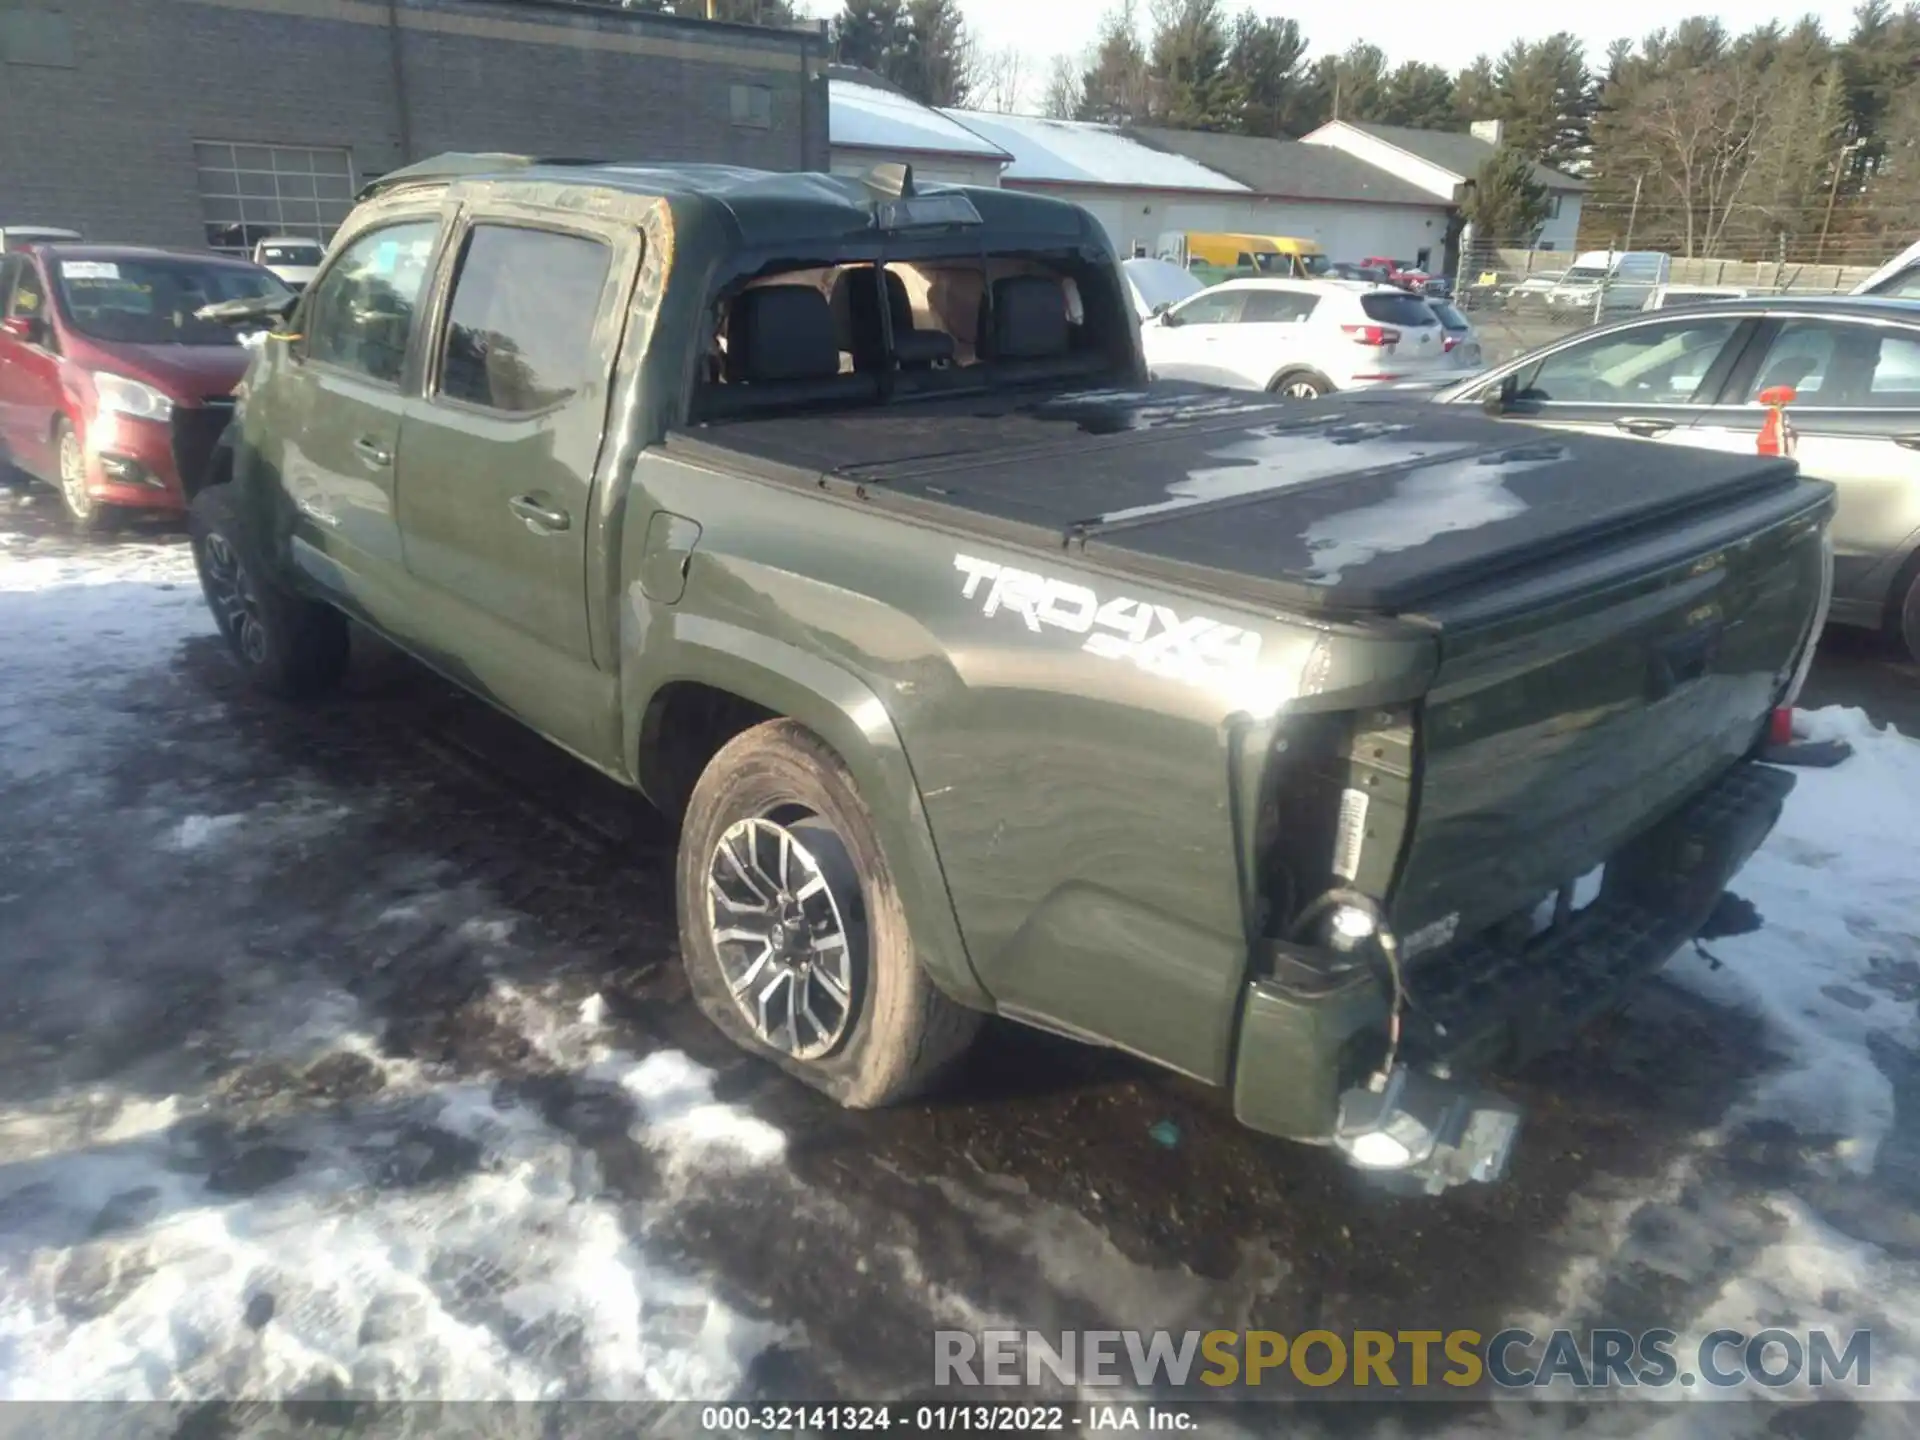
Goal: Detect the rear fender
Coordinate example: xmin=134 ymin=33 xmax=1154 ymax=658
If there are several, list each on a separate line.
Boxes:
xmin=623 ymin=613 xmax=989 ymax=1011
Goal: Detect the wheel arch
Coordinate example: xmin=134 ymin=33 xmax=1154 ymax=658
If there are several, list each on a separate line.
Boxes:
xmin=626 ymin=617 xmax=989 ymax=1010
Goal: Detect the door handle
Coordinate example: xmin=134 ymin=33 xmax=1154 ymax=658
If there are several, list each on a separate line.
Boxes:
xmin=1615 ymin=417 xmax=1674 ymax=438
xmin=509 ymin=495 xmax=571 ymax=533
xmin=1894 ymin=433 xmax=1920 ymax=451
xmin=352 ymin=436 xmax=391 ymax=467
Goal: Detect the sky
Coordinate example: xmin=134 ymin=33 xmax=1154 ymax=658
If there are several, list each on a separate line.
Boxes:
xmin=796 ymin=0 xmax=1864 ymax=99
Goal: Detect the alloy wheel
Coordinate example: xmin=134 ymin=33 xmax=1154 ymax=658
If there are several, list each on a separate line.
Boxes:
xmin=57 ymin=429 xmax=93 ymax=519
xmin=201 ymin=532 xmax=270 ymax=666
xmin=706 ymin=814 xmax=858 ymax=1061
xmin=1281 ymin=379 xmax=1323 ymax=399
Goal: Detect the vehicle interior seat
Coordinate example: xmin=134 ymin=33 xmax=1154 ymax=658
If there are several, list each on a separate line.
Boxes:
xmin=700 ymin=283 xmax=879 ymax=418
xmin=975 ymin=274 xmax=1091 ymax=384
xmin=830 ymin=267 xmax=955 ymax=373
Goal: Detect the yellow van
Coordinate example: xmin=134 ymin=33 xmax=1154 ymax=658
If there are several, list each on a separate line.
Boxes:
xmin=1157 ymin=232 xmax=1331 ymax=280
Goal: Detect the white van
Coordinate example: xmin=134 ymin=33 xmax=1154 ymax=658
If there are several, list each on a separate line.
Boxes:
xmin=1547 ymin=250 xmax=1672 ymax=312
xmin=1853 ymin=238 xmax=1920 ymax=299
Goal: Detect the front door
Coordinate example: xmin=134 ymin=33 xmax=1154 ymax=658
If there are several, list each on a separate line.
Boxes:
xmin=394 ymin=213 xmax=635 ymax=756
xmin=0 ymin=256 xmax=64 ymax=480
xmin=1474 ymin=312 xmax=1758 ymax=446
xmin=272 ymin=216 xmax=444 ymax=590
xmin=1147 ymin=288 xmax=1250 ymax=387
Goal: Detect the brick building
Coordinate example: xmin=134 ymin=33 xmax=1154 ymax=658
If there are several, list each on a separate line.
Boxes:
xmin=0 ymin=0 xmax=829 ymax=253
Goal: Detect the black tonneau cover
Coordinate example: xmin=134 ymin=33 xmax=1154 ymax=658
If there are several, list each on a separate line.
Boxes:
xmin=670 ymin=382 xmax=1801 ymax=614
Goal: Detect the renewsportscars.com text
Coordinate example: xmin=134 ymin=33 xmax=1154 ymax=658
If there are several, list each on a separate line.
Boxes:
xmin=934 ymin=1328 xmax=1872 ymax=1392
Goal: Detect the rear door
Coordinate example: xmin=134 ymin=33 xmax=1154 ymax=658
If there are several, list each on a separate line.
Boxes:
xmin=1468 ymin=312 xmax=1759 ymax=444
xmin=1231 ymin=288 xmax=1318 ymax=388
xmin=394 ymin=209 xmax=635 ymax=755
xmin=1685 ymin=314 xmax=1920 ymax=620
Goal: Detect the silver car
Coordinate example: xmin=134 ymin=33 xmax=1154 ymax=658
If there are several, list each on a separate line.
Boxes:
xmin=1430 ymin=296 xmax=1920 ymax=662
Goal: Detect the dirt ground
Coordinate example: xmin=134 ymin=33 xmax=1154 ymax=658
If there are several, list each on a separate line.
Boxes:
xmin=1 ymin=494 xmax=1914 ymax=1435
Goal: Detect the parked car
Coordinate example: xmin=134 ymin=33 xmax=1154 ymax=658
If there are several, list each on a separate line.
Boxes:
xmin=188 ymin=153 xmax=1830 ymax=1193
xmin=1853 ymin=237 xmax=1920 ymax=300
xmin=0 ymin=225 xmax=82 ymax=253
xmin=1643 ymin=284 xmax=1750 ymax=311
xmin=1428 ymin=295 xmax=1920 ymax=661
xmin=0 ymin=244 xmax=292 ymax=528
xmin=1424 ymin=295 xmax=1481 ymax=368
xmin=1142 ymin=278 xmax=1450 ymax=396
xmin=1327 ymin=262 xmax=1390 ymax=284
xmin=1364 ymin=257 xmax=1437 ymax=293
xmin=252 ymin=235 xmax=326 ymax=291
xmin=1121 ymin=255 xmax=1203 ymax=321
xmin=1500 ymin=269 xmax=1567 ymax=305
xmin=1547 ymin=250 xmax=1673 ymax=313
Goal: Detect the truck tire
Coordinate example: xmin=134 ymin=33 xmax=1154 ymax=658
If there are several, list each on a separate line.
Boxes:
xmin=1897 ymin=564 xmax=1920 ymax=667
xmin=188 ymin=484 xmax=349 ymax=700
xmin=677 ymin=718 xmax=981 ymax=1108
xmin=55 ymin=419 xmax=118 ymax=533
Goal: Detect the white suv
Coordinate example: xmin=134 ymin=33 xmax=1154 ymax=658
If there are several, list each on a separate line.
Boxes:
xmin=1140 ymin=278 xmax=1448 ymax=397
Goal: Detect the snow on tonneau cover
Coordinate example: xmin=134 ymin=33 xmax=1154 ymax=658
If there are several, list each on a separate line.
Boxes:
xmin=685 ymin=379 xmax=1835 ymax=955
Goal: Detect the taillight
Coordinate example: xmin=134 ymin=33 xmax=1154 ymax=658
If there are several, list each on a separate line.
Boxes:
xmin=1768 ymin=707 xmax=1795 ymax=747
xmin=1442 ymin=334 xmax=1459 ymax=352
xmin=1344 ymin=324 xmax=1400 ymax=347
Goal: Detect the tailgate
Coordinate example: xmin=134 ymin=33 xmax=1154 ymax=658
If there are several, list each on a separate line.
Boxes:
xmin=1387 ymin=479 xmax=1833 ymax=947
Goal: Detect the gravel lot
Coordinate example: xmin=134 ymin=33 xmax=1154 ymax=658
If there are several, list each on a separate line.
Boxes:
xmin=1 ymin=491 xmax=1916 ymax=1436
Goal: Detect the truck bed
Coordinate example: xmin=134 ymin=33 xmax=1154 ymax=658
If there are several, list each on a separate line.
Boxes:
xmin=671 ymin=382 xmax=1806 ymax=615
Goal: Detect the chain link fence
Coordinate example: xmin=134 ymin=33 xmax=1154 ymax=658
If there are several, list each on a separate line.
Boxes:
xmin=1448 ymin=232 xmax=1904 ymax=367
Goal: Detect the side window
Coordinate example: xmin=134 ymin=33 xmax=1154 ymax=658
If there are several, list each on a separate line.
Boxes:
xmin=436 ymin=225 xmax=611 ymax=414
xmin=1519 ymin=316 xmax=1743 ymax=406
xmin=1868 ymin=330 xmax=1920 ymax=405
xmin=1742 ymin=321 xmax=1841 ymax=404
xmin=8 ymin=259 xmax=45 ymax=319
xmin=302 ymin=220 xmax=439 ymax=385
xmin=0 ymin=257 xmax=17 ymax=315
xmin=1240 ymin=291 xmax=1313 ymax=324
xmin=1170 ymin=291 xmax=1244 ymax=326
xmin=1235 ymin=252 xmax=1254 ymax=267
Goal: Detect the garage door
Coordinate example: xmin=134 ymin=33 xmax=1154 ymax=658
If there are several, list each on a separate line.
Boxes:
xmin=194 ymin=142 xmax=356 ymax=255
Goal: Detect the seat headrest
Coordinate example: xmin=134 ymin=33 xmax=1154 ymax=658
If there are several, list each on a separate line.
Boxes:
xmin=726 ymin=285 xmax=840 ymax=383
xmin=982 ymin=275 xmax=1070 ymax=360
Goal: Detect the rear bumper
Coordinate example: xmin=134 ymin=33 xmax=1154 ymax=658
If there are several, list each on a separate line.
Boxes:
xmin=1231 ymin=758 xmax=1796 ymax=1141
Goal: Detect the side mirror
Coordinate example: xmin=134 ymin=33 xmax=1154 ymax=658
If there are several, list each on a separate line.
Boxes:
xmin=1157 ymin=309 xmax=1178 ymax=327
xmin=1 ymin=315 xmax=45 ymax=344
xmin=1482 ymin=372 xmax=1518 ymax=416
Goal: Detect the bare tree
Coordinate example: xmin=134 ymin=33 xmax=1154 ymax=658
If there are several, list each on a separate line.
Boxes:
xmin=1043 ymin=51 xmax=1086 ymax=119
xmin=974 ymin=44 xmax=1030 ymax=113
xmin=1622 ymin=61 xmax=1778 ymax=255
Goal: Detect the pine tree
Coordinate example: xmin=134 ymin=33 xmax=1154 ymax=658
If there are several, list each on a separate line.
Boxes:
xmin=1465 ymin=145 xmax=1551 ymax=243
xmin=1219 ymin=10 xmax=1307 ymax=137
xmin=832 ymin=0 xmax=911 ymax=79
xmin=1378 ymin=62 xmax=1456 ymax=129
xmin=901 ymin=0 xmax=975 ymax=107
xmin=1077 ymin=1 xmax=1152 ymax=124
xmin=1145 ymin=0 xmax=1232 ymax=129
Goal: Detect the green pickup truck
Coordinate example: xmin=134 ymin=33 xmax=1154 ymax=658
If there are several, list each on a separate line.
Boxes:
xmin=189 ymin=154 xmax=1834 ymax=1193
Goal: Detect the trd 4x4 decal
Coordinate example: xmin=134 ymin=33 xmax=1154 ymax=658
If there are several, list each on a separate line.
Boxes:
xmin=953 ymin=554 xmax=1262 ymax=687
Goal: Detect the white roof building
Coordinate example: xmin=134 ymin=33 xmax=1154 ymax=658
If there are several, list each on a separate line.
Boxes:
xmin=827 ymin=68 xmax=1008 ymax=188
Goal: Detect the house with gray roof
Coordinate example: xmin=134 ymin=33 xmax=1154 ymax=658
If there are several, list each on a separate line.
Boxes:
xmin=1302 ymin=118 xmax=1588 ymax=251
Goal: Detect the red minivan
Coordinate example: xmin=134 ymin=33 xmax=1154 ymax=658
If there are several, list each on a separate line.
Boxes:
xmin=0 ymin=245 xmax=292 ymax=529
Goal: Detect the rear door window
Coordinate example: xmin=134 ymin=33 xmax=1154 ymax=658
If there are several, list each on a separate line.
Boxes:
xmin=435 ymin=225 xmax=611 ymax=414
xmin=1360 ymin=292 xmax=1438 ymax=327
xmin=1240 ymin=291 xmax=1315 ymax=324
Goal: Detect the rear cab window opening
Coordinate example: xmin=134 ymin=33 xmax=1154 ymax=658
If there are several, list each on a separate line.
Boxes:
xmin=692 ymin=245 xmax=1128 ymax=421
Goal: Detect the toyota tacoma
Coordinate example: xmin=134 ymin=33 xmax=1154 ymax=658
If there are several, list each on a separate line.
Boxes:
xmin=188 ymin=155 xmax=1834 ymax=1192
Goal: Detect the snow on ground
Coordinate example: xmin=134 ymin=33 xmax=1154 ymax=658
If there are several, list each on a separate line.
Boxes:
xmin=0 ymin=531 xmax=792 ymax=1410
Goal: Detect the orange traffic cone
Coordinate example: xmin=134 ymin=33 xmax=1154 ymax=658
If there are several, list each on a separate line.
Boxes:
xmin=1757 ymin=385 xmax=1797 ymax=457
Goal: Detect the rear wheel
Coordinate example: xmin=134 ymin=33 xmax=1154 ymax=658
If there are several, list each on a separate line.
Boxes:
xmin=1896 ymin=566 xmax=1920 ymax=667
xmin=55 ymin=420 xmax=117 ymax=533
xmin=1271 ymin=371 xmax=1331 ymax=400
xmin=677 ymin=719 xmax=980 ymax=1108
xmin=189 ymin=484 xmax=349 ymax=699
